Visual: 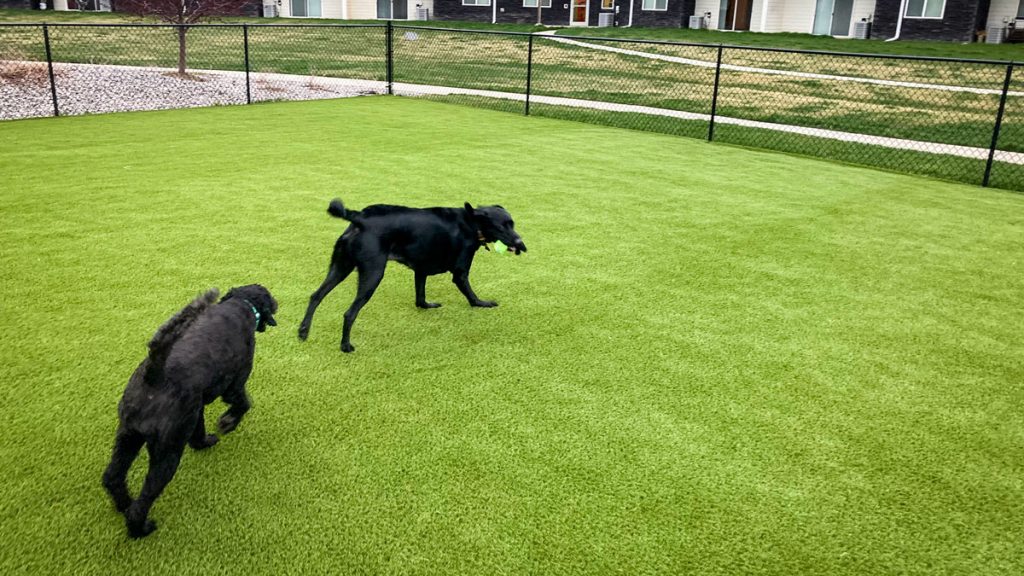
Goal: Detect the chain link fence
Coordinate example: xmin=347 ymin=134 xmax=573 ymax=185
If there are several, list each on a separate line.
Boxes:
xmin=2 ymin=22 xmax=1021 ymax=192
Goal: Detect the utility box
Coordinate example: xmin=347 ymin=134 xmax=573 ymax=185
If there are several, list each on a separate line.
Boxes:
xmin=598 ymin=13 xmax=613 ymax=27
xmin=689 ymin=15 xmax=705 ymax=30
xmin=263 ymin=2 xmax=278 ymax=17
xmin=415 ymin=7 xmax=430 ymax=20
xmin=853 ymin=21 xmax=870 ymax=39
xmin=987 ymin=26 xmax=1007 ymax=44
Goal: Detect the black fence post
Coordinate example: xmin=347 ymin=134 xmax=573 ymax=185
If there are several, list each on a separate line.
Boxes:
xmin=525 ymin=34 xmax=534 ymax=116
xmin=386 ymin=21 xmax=393 ymax=95
xmin=243 ymin=24 xmax=251 ymax=105
xmin=708 ymin=44 xmax=723 ymax=142
xmin=42 ymin=23 xmax=59 ymax=118
xmin=984 ymin=62 xmax=1013 ymax=188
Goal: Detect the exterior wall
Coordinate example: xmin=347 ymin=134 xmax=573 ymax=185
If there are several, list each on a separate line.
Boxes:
xmin=630 ymin=0 xmax=692 ymax=27
xmin=348 ymin=0 xmax=377 ymax=18
xmin=693 ymin=0 xmax=717 ymax=27
xmin=433 ymin=0 xmax=493 ymax=21
xmin=781 ymin=0 xmax=816 ymax=33
xmin=494 ymin=1 xmax=571 ymax=25
xmin=871 ymin=0 xmax=986 ymax=41
xmin=0 ymin=0 xmax=34 ymax=8
xmin=986 ymin=0 xmax=1017 ymax=28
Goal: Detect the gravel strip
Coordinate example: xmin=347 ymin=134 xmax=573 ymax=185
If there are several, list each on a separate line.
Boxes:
xmin=1 ymin=62 xmax=382 ymax=121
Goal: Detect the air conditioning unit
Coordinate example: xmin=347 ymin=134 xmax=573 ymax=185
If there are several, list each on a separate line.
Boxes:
xmin=263 ymin=2 xmax=278 ymax=17
xmin=987 ymin=25 xmax=1007 ymax=44
xmin=415 ymin=7 xmax=430 ymax=20
xmin=853 ymin=21 xmax=870 ymax=40
xmin=598 ymin=13 xmax=614 ymax=27
xmin=689 ymin=15 xmax=705 ymax=30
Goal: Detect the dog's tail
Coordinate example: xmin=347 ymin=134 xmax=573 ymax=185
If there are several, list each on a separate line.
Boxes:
xmin=327 ymin=198 xmax=363 ymax=226
xmin=143 ymin=288 xmax=219 ymax=386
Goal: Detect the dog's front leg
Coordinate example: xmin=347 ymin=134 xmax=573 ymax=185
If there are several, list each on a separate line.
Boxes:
xmin=218 ymin=387 xmax=251 ymax=434
xmin=453 ymin=270 xmax=497 ymax=308
xmin=188 ymin=411 xmax=219 ymax=450
xmin=415 ymin=271 xmax=441 ymax=309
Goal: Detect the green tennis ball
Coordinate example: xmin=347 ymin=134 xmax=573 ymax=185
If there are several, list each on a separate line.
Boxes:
xmin=494 ymin=240 xmax=508 ymax=254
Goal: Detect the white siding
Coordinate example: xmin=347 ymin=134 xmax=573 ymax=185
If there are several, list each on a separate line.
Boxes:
xmin=988 ymin=0 xmax=1022 ymax=29
xmin=348 ymin=0 xmax=378 ymax=18
xmin=694 ymin=0 xmax=719 ymax=29
xmin=761 ymin=0 xmax=788 ymax=32
xmin=851 ymin=0 xmax=876 ymax=28
xmin=323 ymin=0 xmax=344 ymax=18
xmin=781 ymin=0 xmax=816 ymax=34
xmin=749 ymin=0 xmax=764 ymax=31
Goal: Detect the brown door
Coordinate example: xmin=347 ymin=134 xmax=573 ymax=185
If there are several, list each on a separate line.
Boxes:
xmin=724 ymin=0 xmax=752 ymax=31
xmin=572 ymin=0 xmax=588 ymax=25
xmin=734 ymin=0 xmax=752 ymax=30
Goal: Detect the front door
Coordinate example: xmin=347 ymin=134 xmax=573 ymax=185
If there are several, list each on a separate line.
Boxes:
xmin=570 ymin=0 xmax=588 ymax=26
xmin=393 ymin=0 xmax=408 ymax=19
xmin=719 ymin=0 xmax=752 ymax=31
xmin=377 ymin=0 xmax=391 ymax=18
xmin=812 ymin=0 xmax=834 ymax=35
xmin=830 ymin=0 xmax=854 ymax=36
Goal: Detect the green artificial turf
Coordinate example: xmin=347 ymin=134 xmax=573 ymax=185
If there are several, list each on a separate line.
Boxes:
xmin=0 ymin=97 xmax=1022 ymax=575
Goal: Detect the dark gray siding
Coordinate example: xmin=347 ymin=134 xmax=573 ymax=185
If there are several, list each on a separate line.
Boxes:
xmin=870 ymin=0 xmax=987 ymax=42
xmin=434 ymin=0 xmax=692 ymax=27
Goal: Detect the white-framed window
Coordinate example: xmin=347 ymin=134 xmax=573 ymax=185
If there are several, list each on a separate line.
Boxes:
xmin=523 ymin=0 xmax=552 ymax=7
xmin=462 ymin=0 xmax=491 ymax=5
xmin=1018 ymin=0 xmax=1024 ymax=19
xmin=601 ymin=0 xmax=614 ymax=8
xmin=904 ymin=0 xmax=944 ymax=18
xmin=642 ymin=0 xmax=667 ymax=11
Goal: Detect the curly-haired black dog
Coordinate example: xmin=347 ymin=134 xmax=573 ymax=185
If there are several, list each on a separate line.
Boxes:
xmin=298 ymin=198 xmax=526 ymax=353
xmin=102 ymin=285 xmax=277 ymax=538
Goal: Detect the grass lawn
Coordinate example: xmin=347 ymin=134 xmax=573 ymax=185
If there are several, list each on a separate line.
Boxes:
xmin=1 ymin=97 xmax=1022 ymax=574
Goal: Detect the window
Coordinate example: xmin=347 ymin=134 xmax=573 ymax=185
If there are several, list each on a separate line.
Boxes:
xmin=523 ymin=0 xmax=552 ymax=6
xmin=1018 ymin=0 xmax=1024 ymax=19
xmin=904 ymin=0 xmax=944 ymax=18
xmin=601 ymin=0 xmax=614 ymax=8
xmin=462 ymin=0 xmax=491 ymax=5
xmin=642 ymin=0 xmax=667 ymax=10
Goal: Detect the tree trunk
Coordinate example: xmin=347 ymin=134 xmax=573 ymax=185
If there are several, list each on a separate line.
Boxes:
xmin=177 ymin=26 xmax=187 ymax=75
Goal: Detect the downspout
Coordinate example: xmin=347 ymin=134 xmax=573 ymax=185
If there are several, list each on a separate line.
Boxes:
xmin=628 ymin=0 xmax=633 ymax=27
xmin=887 ymin=0 xmax=907 ymax=41
xmin=342 ymin=0 xmax=348 ymax=20
xmin=493 ymin=0 xmax=498 ymax=24
xmin=760 ymin=0 xmax=769 ymax=32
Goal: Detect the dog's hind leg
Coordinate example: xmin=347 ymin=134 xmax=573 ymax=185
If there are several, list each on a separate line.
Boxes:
xmin=188 ymin=411 xmax=219 ymax=450
xmin=415 ymin=271 xmax=441 ymax=309
xmin=102 ymin=426 xmax=145 ymax=513
xmin=341 ymin=261 xmax=386 ymax=353
xmin=125 ymin=441 xmax=185 ymax=539
xmin=298 ymin=257 xmax=355 ymax=341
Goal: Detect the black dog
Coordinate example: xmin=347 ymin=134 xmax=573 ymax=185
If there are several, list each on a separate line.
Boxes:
xmin=102 ymin=285 xmax=277 ymax=538
xmin=298 ymin=199 xmax=526 ymax=353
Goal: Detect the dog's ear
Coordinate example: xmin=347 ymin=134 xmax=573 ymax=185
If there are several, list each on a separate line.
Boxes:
xmin=464 ymin=202 xmax=475 ymax=216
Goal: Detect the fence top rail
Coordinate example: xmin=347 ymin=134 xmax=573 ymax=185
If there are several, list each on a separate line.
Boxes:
xmin=0 ymin=21 xmax=1014 ymax=66
xmin=0 ymin=22 xmax=385 ymax=29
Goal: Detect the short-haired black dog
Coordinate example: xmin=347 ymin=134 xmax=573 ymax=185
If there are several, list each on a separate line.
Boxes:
xmin=102 ymin=285 xmax=277 ymax=538
xmin=298 ymin=198 xmax=526 ymax=353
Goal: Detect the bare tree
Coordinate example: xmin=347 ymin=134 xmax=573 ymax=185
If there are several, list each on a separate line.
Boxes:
xmin=117 ymin=0 xmax=253 ymax=75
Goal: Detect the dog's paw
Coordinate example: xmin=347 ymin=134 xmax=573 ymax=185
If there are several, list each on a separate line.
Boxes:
xmin=297 ymin=326 xmax=309 ymax=341
xmin=191 ymin=434 xmax=219 ymax=450
xmin=217 ymin=415 xmax=239 ymax=434
xmin=472 ymin=300 xmax=498 ymax=308
xmin=127 ymin=519 xmax=157 ymax=539
xmin=416 ymin=301 xmax=442 ymax=309
xmin=341 ymin=342 xmax=356 ymax=353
